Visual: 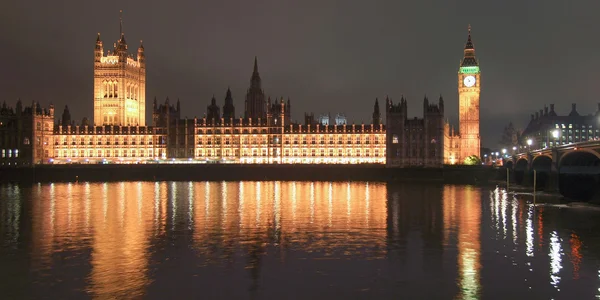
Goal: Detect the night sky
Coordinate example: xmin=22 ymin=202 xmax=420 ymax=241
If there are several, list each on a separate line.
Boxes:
xmin=2 ymin=0 xmax=600 ymax=148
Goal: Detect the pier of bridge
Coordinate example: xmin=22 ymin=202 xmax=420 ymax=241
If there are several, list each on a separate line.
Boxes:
xmin=504 ymin=140 xmax=600 ymax=201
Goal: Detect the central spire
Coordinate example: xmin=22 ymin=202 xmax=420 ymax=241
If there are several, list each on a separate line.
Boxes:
xmin=253 ymin=56 xmax=258 ymax=74
xmin=119 ymin=10 xmax=123 ymax=36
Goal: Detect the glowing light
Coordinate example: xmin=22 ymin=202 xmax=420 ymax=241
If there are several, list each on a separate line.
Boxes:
xmin=526 ymin=207 xmax=534 ymax=257
xmin=549 ymin=231 xmax=563 ymax=289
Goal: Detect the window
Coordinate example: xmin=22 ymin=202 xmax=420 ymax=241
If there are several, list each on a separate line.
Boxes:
xmin=392 ymin=135 xmax=399 ymax=144
xmin=15 ymin=149 xmax=18 ymax=158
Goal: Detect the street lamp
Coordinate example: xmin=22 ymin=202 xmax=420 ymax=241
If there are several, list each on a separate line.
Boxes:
xmin=527 ymin=139 xmax=533 ymax=147
xmin=502 ymin=149 xmax=506 ymax=154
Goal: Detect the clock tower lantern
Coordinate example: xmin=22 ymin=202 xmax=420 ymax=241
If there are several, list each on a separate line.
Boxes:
xmin=458 ymin=25 xmax=481 ymax=161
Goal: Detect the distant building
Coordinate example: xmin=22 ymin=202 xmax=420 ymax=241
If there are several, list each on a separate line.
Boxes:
xmin=386 ymin=96 xmax=445 ymax=167
xmin=445 ymin=25 xmax=482 ymax=164
xmin=0 ymin=101 xmax=54 ymax=165
xmin=520 ymin=103 xmax=600 ymax=150
xmin=93 ymin=14 xmax=146 ymax=126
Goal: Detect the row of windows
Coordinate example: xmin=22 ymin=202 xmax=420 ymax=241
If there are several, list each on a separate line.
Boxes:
xmin=196 ymin=149 xmax=383 ymax=157
xmin=1 ymin=149 xmax=19 ymax=158
xmin=57 ymin=149 xmax=161 ymax=158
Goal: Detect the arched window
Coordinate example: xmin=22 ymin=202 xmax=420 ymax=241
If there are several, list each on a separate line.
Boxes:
xmin=114 ymin=81 xmax=118 ymax=97
xmin=103 ymin=81 xmax=108 ymax=98
xmin=109 ymin=81 xmax=114 ymax=97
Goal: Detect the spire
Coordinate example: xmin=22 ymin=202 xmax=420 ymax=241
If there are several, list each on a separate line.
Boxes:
xmin=119 ymin=10 xmax=123 ymax=36
xmin=460 ymin=25 xmax=478 ymax=67
xmin=96 ymin=32 xmax=101 ymax=43
xmin=253 ymin=56 xmax=258 ymax=74
xmin=465 ymin=24 xmax=474 ymax=50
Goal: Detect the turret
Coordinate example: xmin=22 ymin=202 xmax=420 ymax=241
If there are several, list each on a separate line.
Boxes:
xmin=207 ymin=95 xmax=220 ymax=123
xmin=114 ymin=10 xmax=128 ymax=62
xmin=176 ymin=98 xmax=181 ymax=112
xmin=95 ymin=33 xmax=103 ymax=62
xmin=137 ymin=40 xmax=145 ymax=67
xmin=61 ymin=105 xmax=71 ymax=127
xmin=222 ymin=87 xmax=235 ymax=120
xmin=438 ymin=95 xmax=444 ymax=113
xmin=372 ymin=98 xmax=381 ymax=126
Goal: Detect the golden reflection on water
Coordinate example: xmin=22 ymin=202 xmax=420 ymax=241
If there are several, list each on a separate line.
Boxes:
xmin=26 ymin=181 xmax=387 ymax=298
xmin=444 ymin=185 xmax=481 ymax=300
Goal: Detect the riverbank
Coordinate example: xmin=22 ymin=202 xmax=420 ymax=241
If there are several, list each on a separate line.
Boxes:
xmin=0 ymin=164 xmax=497 ymax=184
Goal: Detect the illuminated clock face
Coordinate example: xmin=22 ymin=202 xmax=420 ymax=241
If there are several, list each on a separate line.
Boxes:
xmin=464 ymin=75 xmax=476 ymax=87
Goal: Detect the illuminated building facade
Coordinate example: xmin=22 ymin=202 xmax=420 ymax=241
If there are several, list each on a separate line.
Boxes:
xmin=0 ymin=101 xmax=54 ymax=165
xmin=159 ymin=58 xmax=385 ymax=164
xmin=2 ymin=19 xmax=485 ymax=166
xmin=520 ymin=103 xmax=600 ymax=150
xmin=93 ymin=13 xmax=146 ymax=126
xmin=445 ymin=26 xmax=482 ymax=164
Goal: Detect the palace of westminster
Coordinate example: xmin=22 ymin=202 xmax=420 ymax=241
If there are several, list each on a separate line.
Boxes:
xmin=0 ymin=19 xmax=482 ymax=167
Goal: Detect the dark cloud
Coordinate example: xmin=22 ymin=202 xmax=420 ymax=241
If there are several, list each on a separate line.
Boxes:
xmin=2 ymin=0 xmax=600 ymax=148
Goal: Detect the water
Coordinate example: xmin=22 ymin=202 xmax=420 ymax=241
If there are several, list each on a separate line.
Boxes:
xmin=1 ymin=181 xmax=600 ymax=299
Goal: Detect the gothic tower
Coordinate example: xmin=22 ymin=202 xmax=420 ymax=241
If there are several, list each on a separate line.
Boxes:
xmin=244 ymin=57 xmax=266 ymax=120
xmin=372 ymin=98 xmax=381 ymax=126
xmin=458 ymin=25 xmax=481 ymax=161
xmin=222 ymin=87 xmax=235 ymax=120
xmin=93 ymin=11 xmax=146 ymax=126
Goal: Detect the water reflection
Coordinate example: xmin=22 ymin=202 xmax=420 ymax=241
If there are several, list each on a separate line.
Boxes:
xmin=2 ymin=182 xmax=600 ymax=298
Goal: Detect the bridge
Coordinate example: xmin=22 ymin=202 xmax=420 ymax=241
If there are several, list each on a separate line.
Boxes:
xmin=504 ymin=140 xmax=600 ymax=201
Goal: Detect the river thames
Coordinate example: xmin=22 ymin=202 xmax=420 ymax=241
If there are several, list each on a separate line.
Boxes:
xmin=1 ymin=181 xmax=600 ymax=299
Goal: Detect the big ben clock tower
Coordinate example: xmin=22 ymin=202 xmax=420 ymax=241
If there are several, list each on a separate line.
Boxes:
xmin=458 ymin=25 xmax=481 ymax=161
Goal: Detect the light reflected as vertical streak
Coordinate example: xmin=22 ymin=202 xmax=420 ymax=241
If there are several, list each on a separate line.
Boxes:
xmin=526 ymin=206 xmax=534 ymax=258
xmin=494 ymin=188 xmax=500 ymax=232
xmin=310 ymin=182 xmax=315 ymax=224
xmin=511 ymin=198 xmax=517 ymax=245
xmin=154 ymin=182 xmax=160 ymax=231
xmin=570 ymin=233 xmax=581 ymax=280
xmin=188 ymin=182 xmax=194 ymax=229
xmin=274 ymin=181 xmax=281 ymax=232
xmin=50 ymin=183 xmax=56 ymax=232
xmin=119 ymin=182 xmax=126 ymax=228
xmin=292 ymin=182 xmax=297 ymax=223
xmin=328 ymin=182 xmax=333 ymax=228
xmin=501 ymin=190 xmax=507 ymax=239
xmin=204 ymin=181 xmax=210 ymax=222
xmin=137 ymin=182 xmax=143 ymax=224
xmin=346 ymin=182 xmax=351 ymax=227
xmin=102 ymin=183 xmax=108 ymax=225
xmin=221 ymin=181 xmax=228 ymax=230
xmin=171 ymin=182 xmax=177 ymax=230
xmin=365 ymin=182 xmax=370 ymax=227
xmin=85 ymin=182 xmax=91 ymax=228
xmin=256 ymin=182 xmax=261 ymax=227
xmin=238 ymin=182 xmax=244 ymax=228
xmin=67 ymin=183 xmax=73 ymax=228
xmin=549 ymin=231 xmax=563 ymax=290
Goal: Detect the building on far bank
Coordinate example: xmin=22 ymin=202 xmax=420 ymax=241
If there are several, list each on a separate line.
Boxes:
xmin=2 ymin=17 xmax=483 ymax=167
xmin=444 ymin=25 xmax=482 ymax=164
xmin=385 ymin=96 xmax=445 ymax=167
xmin=0 ymin=101 xmax=54 ymax=165
xmin=520 ymin=103 xmax=600 ymax=150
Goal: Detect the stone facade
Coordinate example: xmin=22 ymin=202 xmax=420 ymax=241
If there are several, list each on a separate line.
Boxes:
xmin=0 ymin=101 xmax=54 ymax=165
xmin=385 ymin=96 xmax=444 ymax=167
xmin=93 ymin=15 xmax=146 ymax=127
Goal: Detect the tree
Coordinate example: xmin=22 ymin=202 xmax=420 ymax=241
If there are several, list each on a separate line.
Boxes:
xmin=464 ymin=155 xmax=482 ymax=165
xmin=499 ymin=122 xmax=523 ymax=149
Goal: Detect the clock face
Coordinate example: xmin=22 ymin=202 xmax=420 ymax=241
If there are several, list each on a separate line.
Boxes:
xmin=463 ymin=75 xmax=476 ymax=87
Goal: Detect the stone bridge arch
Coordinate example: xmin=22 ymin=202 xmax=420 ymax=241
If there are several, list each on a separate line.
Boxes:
xmin=514 ymin=158 xmax=529 ymax=185
xmin=531 ymin=155 xmax=552 ymax=189
xmin=558 ymin=150 xmax=600 ymax=201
